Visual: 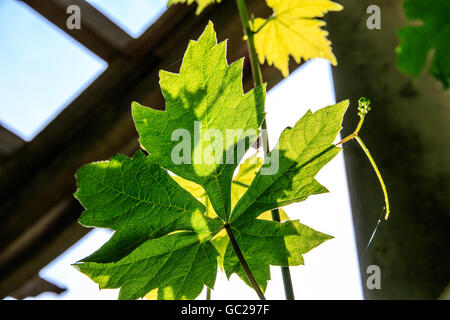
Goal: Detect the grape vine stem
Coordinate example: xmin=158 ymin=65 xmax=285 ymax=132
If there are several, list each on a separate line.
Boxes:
xmin=225 ymin=224 xmax=266 ymax=300
xmin=235 ymin=0 xmax=295 ymax=300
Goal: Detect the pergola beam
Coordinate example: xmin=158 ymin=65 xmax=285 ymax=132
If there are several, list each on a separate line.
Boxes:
xmin=0 ymin=126 xmax=25 ymax=163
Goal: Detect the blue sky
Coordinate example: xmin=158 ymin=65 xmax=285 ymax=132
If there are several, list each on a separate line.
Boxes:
xmin=87 ymin=0 xmax=167 ymax=38
xmin=0 ymin=0 xmax=166 ymax=141
xmin=1 ymin=0 xmax=363 ymax=300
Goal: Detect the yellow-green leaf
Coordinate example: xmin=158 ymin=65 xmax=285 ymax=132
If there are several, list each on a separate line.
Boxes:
xmin=224 ymin=101 xmax=348 ymax=290
xmin=172 ymin=176 xmax=217 ymax=218
xmin=172 ymin=154 xmax=291 ymax=221
xmin=396 ymin=0 xmax=450 ymax=88
xmin=144 ymin=288 xmax=158 ymax=300
xmin=230 ymin=100 xmax=349 ymax=226
xmin=223 ymin=219 xmax=333 ymax=292
xmin=172 ymin=154 xmax=290 ymax=270
xmin=257 ymin=209 xmax=289 ymax=221
xmin=231 ymin=154 xmax=290 ymax=221
xmin=133 ymin=22 xmax=265 ymax=221
xmin=72 ymin=22 xmax=347 ymax=300
xmin=252 ymin=0 xmax=343 ymax=77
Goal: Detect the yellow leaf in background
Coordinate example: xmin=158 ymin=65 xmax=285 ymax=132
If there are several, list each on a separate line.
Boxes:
xmin=231 ymin=154 xmax=289 ymax=221
xmin=253 ymin=0 xmax=343 ymax=77
xmin=172 ymin=176 xmax=217 ymax=218
xmin=266 ymin=0 xmax=342 ymax=18
xmin=168 ymin=0 xmax=220 ymax=15
xmin=230 ymin=154 xmax=264 ymax=209
xmin=172 ymin=176 xmax=206 ymax=200
xmin=144 ymin=288 xmax=158 ymax=300
xmin=258 ymin=208 xmax=289 ymax=221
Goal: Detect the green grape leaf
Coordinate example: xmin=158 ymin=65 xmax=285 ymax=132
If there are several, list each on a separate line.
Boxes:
xmin=223 ymin=100 xmax=347 ymax=290
xmin=172 ymin=154 xmax=290 ymax=221
xmin=231 ymin=155 xmax=290 ymax=221
xmin=168 ymin=0 xmax=220 ymax=15
xmin=172 ymin=154 xmax=290 ymax=270
xmin=396 ymin=0 xmax=450 ymax=88
xmin=74 ymin=151 xmax=210 ymax=263
xmin=75 ymin=231 xmax=220 ymax=300
xmin=74 ymin=151 xmax=223 ymax=299
xmin=73 ymin=22 xmax=348 ymax=300
xmin=172 ymin=175 xmax=217 ymax=218
xmin=223 ymin=219 xmax=332 ymax=291
xmin=132 ymin=21 xmax=266 ymax=221
xmin=230 ymin=100 xmax=348 ymax=226
xmin=252 ymin=0 xmax=343 ymax=77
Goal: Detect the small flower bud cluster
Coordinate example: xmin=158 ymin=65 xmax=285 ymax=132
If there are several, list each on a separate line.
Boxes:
xmin=358 ymin=97 xmax=371 ymax=117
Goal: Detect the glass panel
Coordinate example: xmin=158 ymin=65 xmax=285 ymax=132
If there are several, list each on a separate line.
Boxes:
xmin=0 ymin=0 xmax=107 ymax=141
xmin=87 ymin=0 xmax=167 ymax=38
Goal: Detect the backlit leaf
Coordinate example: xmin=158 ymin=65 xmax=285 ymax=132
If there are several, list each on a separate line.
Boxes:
xmin=252 ymin=0 xmax=343 ymax=77
xmin=223 ymin=219 xmax=332 ymax=291
xmin=172 ymin=154 xmax=289 ymax=270
xmin=74 ymin=151 xmax=222 ymax=299
xmin=224 ymin=100 xmax=348 ymax=289
xmin=133 ymin=21 xmax=266 ymax=221
xmin=230 ymin=100 xmax=348 ymax=226
xmin=73 ymin=22 xmax=348 ymax=299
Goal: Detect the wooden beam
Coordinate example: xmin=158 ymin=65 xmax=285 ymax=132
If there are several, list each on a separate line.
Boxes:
xmin=9 ymin=275 xmax=66 ymax=300
xmin=0 ymin=198 xmax=89 ymax=298
xmin=0 ymin=126 xmax=25 ymax=163
xmin=21 ymin=0 xmax=133 ymax=61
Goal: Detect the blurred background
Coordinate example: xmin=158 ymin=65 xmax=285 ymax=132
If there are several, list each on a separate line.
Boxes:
xmin=0 ymin=0 xmax=448 ymax=300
